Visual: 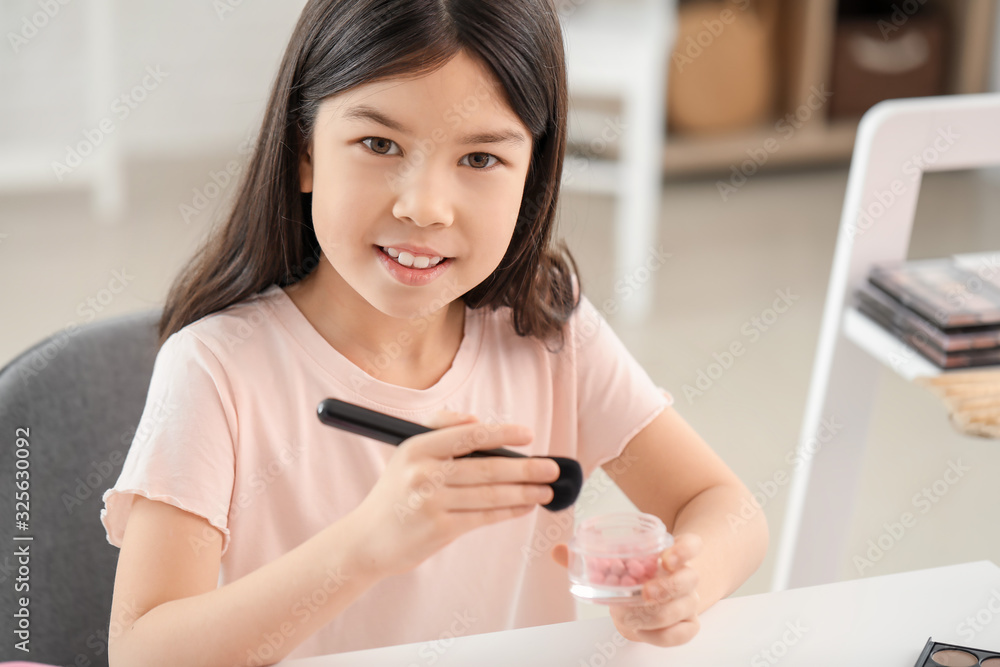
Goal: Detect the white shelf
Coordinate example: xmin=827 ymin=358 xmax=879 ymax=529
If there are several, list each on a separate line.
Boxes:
xmin=773 ymin=93 xmax=1000 ymax=591
xmin=843 ymin=307 xmax=1000 ymax=381
xmin=841 ymin=307 xmax=942 ymax=380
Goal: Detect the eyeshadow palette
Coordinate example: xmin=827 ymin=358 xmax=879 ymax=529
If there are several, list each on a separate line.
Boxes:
xmin=914 ymin=638 xmax=1000 ymax=667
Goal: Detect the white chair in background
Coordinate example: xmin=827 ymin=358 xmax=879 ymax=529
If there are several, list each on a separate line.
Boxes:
xmin=772 ymin=93 xmax=1000 ymax=591
xmin=558 ymin=0 xmax=677 ymax=322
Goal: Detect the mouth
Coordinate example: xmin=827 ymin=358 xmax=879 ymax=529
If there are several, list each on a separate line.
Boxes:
xmin=377 ymin=245 xmax=450 ymax=270
xmin=374 ymin=245 xmax=454 ymax=287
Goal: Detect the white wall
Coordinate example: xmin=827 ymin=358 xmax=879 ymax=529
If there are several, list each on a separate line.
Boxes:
xmin=1 ymin=0 xmax=309 ymax=163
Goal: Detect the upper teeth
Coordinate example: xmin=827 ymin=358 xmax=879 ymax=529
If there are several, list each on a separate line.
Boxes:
xmin=383 ymin=247 xmax=444 ymax=269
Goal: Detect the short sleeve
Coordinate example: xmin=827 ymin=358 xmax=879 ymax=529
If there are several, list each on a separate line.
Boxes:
xmin=570 ymin=296 xmax=672 ymax=475
xmin=100 ymin=328 xmax=238 ymax=555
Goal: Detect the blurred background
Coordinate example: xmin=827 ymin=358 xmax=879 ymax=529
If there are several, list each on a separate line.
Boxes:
xmin=2 ymin=0 xmax=1000 ymax=621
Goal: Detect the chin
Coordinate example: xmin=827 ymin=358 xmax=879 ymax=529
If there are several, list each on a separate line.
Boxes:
xmin=337 ymin=258 xmax=469 ymax=320
xmin=360 ymin=287 xmax=452 ymax=321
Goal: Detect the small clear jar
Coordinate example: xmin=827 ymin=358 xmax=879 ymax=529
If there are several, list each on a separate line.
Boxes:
xmin=568 ymin=512 xmax=672 ymax=605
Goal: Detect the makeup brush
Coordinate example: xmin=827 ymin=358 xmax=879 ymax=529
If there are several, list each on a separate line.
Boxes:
xmin=317 ymin=398 xmax=583 ymax=511
xmin=916 ymin=370 xmax=1000 ymax=439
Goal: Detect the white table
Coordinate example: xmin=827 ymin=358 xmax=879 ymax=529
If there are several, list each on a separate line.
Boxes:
xmin=279 ymin=560 xmax=1000 ymax=666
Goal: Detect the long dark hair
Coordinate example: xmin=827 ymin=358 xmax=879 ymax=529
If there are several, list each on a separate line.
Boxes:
xmin=158 ymin=0 xmax=580 ymax=351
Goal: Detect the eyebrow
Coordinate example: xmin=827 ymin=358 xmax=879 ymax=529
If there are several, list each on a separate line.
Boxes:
xmin=341 ymin=104 xmax=528 ymax=146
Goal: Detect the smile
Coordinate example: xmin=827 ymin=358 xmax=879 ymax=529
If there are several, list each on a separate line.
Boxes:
xmin=374 ymin=245 xmax=453 ymax=287
xmin=378 ymin=246 xmax=447 ymax=269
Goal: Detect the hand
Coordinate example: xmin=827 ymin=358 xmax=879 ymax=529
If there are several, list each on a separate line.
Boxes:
xmin=551 ymin=532 xmax=703 ymax=647
xmin=348 ymin=410 xmax=561 ymax=578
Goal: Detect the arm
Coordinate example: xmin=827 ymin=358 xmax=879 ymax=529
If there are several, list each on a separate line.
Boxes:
xmin=109 ymin=410 xmax=557 ymax=666
xmin=602 ymin=404 xmax=769 ymax=612
xmin=108 ymin=495 xmax=382 ymax=667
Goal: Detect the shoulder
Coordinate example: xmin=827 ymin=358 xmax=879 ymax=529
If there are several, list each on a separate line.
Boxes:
xmin=559 ymin=293 xmax=608 ymax=353
xmin=172 ymin=286 xmax=283 ymax=363
xmin=472 ymin=291 xmax=603 ymax=358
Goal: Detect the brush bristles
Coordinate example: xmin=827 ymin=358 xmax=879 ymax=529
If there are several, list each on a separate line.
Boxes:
xmin=544 ymin=457 xmax=584 ymax=512
xmin=916 ymin=370 xmax=1000 ymax=439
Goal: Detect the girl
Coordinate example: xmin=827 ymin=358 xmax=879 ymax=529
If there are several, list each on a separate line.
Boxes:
xmin=101 ymin=0 xmax=768 ymax=664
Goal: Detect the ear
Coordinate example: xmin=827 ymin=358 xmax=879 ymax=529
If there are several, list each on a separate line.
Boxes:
xmin=298 ymin=143 xmax=314 ymax=193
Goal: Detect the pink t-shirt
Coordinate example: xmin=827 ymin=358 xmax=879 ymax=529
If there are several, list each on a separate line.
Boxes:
xmin=100 ymin=284 xmax=670 ymax=660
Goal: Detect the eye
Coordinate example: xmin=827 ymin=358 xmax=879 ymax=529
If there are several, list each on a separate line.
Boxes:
xmin=461 ymin=152 xmax=502 ymax=170
xmin=361 ymin=137 xmax=401 ymax=156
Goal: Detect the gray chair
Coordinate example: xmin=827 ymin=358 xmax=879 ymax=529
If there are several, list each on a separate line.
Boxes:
xmin=0 ymin=309 xmax=161 ymax=666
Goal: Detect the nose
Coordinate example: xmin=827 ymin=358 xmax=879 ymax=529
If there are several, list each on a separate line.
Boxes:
xmin=390 ymin=160 xmax=455 ymax=228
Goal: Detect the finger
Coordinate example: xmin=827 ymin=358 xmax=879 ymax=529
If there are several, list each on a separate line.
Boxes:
xmin=642 ymin=566 xmax=699 ymax=603
xmin=550 ymin=543 xmax=569 ymax=569
xmin=616 ymin=593 xmax=699 ymax=633
xmin=422 ymin=409 xmax=479 ymax=430
xmin=446 ymin=504 xmax=536 ymax=534
xmin=443 ymin=482 xmax=553 ymax=511
xmin=408 ymin=420 xmax=534 ymax=460
xmin=631 ymin=617 xmax=700 ymax=648
xmin=661 ymin=533 xmax=703 ymax=571
xmin=444 ymin=456 xmax=560 ymax=486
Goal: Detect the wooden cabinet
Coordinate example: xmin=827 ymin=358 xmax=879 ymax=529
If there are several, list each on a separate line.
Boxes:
xmin=662 ymin=0 xmax=997 ymax=176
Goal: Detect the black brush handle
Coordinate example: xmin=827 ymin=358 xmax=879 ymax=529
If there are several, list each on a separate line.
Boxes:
xmin=317 ymin=398 xmax=582 ymax=511
xmin=318 ymin=398 xmax=524 ymax=456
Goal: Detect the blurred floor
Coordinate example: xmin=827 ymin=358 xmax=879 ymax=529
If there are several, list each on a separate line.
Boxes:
xmin=2 ymin=156 xmax=999 ymax=621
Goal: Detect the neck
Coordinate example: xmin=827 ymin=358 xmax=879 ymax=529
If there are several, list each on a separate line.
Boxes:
xmin=284 ymin=255 xmax=466 ymax=387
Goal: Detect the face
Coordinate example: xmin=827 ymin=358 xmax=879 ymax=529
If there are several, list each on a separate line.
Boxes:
xmin=299 ymin=50 xmax=534 ymax=320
